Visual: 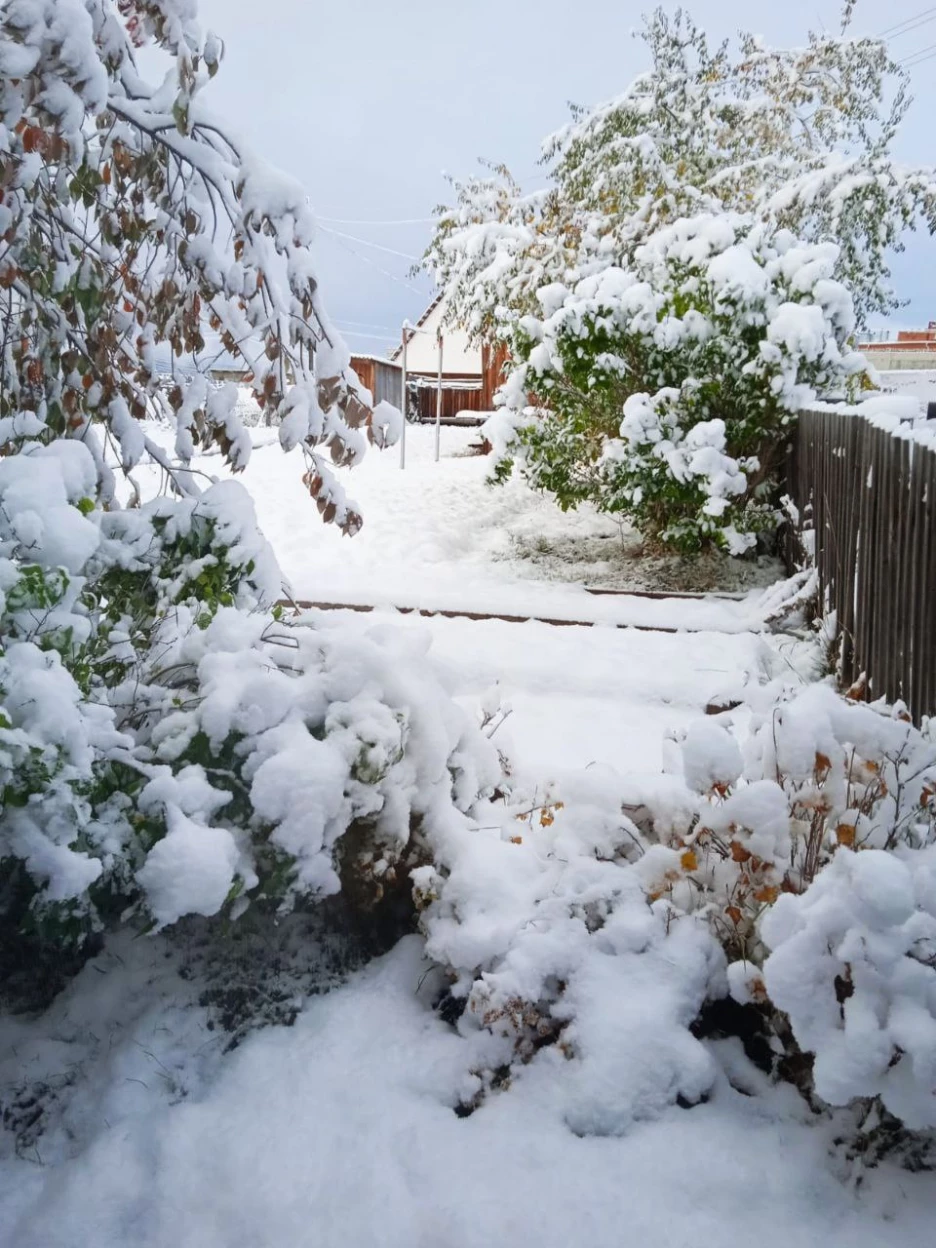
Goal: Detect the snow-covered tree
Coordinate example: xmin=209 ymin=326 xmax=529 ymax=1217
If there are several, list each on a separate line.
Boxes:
xmin=0 ymin=0 xmax=400 ymax=527
xmin=424 ymin=6 xmax=933 ymax=551
xmin=0 ymin=1 xmax=500 ymax=967
xmin=428 ymin=6 xmax=936 ymax=331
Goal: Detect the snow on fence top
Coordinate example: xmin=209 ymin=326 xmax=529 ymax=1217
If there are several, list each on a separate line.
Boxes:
xmin=813 ymin=395 xmax=936 ymax=453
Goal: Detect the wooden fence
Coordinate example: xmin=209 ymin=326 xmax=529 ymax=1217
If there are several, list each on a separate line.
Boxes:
xmin=786 ymin=408 xmax=936 ymax=721
xmin=408 ymin=376 xmax=486 ymax=422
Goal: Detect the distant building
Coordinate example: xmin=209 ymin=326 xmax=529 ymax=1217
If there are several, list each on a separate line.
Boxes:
xmin=355 ymin=294 xmax=507 ymax=422
xmin=347 ymin=354 xmax=403 ymax=409
xmin=859 ymin=323 xmax=936 ymax=370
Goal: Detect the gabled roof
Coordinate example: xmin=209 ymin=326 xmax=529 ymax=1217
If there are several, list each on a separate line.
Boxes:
xmin=389 ymin=291 xmax=447 ymax=361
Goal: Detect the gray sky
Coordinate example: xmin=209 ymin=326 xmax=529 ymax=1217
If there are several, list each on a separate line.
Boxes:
xmin=198 ymin=0 xmax=936 ymax=353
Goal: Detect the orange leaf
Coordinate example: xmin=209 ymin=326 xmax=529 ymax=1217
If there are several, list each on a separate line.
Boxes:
xmin=509 ymin=836 xmax=523 ymax=845
xmin=730 ymin=840 xmax=751 ymax=863
xmin=680 ymin=849 xmax=698 ymax=872
xmin=725 ymin=905 xmax=742 ymax=925
xmin=749 ymin=976 xmax=768 ymax=1003
xmin=836 ymin=823 xmax=856 ymax=847
xmin=815 ymin=752 xmax=832 ymax=776
xmin=539 ymin=810 xmax=554 ymax=827
xmin=753 ymin=885 xmax=779 ymax=905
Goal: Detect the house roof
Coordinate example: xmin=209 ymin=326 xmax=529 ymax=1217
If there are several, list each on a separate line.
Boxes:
xmin=349 ymin=352 xmax=402 ymax=367
xmin=389 ymin=291 xmax=447 ymax=361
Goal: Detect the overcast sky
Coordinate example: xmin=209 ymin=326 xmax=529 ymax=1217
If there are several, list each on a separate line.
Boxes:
xmin=197 ymin=0 xmax=936 ymax=354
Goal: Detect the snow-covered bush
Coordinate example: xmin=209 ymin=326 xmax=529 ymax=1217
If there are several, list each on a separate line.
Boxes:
xmin=497 ymin=216 xmax=864 ymax=553
xmin=414 ymin=778 xmax=727 ymax=1131
xmin=414 ymin=680 xmax=936 ymax=1150
xmin=653 ymin=684 xmax=936 ymax=1140
xmin=0 ymin=436 xmax=500 ymax=957
xmin=426 ymin=6 xmax=932 ymax=551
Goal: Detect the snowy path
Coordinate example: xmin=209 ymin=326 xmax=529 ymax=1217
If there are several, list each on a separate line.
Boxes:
xmin=305 ymin=607 xmax=772 ymax=777
xmin=136 ymin=421 xmax=781 ymax=626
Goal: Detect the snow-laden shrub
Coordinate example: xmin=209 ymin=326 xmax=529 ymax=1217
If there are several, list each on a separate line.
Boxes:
xmin=762 ymin=846 xmax=936 ymax=1130
xmin=412 ymin=771 xmax=729 ymax=1131
xmin=414 ymin=680 xmax=936 ymax=1149
xmin=496 ymin=215 xmax=864 ymax=554
xmin=644 ymin=683 xmax=936 ymax=1141
xmin=0 ymin=440 xmax=500 ymax=954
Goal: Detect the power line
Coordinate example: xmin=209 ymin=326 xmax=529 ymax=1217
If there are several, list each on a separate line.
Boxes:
xmin=318 ymin=225 xmax=421 ymax=262
xmin=887 ymin=11 xmax=936 ymax=41
xmin=316 ymin=215 xmax=435 ymax=226
xmin=335 ymin=318 xmax=401 ymax=333
xmin=900 ymin=38 xmax=936 ymax=63
xmin=338 ymin=330 xmax=398 ymax=343
xmin=319 ymin=227 xmax=426 ymax=295
xmin=902 ymin=48 xmax=936 ymax=66
xmin=879 ymin=6 xmax=936 ymax=38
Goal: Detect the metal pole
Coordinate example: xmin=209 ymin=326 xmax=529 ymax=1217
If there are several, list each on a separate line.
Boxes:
xmin=434 ymin=331 xmax=443 ymax=463
xmin=400 ymin=324 xmax=408 ymax=470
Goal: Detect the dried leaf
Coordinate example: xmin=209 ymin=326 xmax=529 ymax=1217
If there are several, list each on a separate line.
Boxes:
xmin=836 ymin=823 xmax=856 ymax=847
xmin=680 ymin=849 xmax=698 ymax=872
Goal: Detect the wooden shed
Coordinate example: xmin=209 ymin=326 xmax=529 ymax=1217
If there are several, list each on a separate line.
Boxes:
xmin=349 ymin=354 xmax=402 ymax=408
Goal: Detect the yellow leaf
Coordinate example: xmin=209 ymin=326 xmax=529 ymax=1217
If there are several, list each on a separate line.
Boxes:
xmin=680 ymin=849 xmax=698 ymax=872
xmin=836 ymin=823 xmax=856 ymax=847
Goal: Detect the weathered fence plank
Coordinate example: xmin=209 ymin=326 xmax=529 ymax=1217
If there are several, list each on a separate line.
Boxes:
xmin=787 ymin=409 xmax=936 ymax=722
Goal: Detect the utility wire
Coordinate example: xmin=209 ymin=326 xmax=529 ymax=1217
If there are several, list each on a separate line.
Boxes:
xmin=338 ymin=330 xmax=398 ymax=343
xmin=902 ymin=47 xmax=936 ymax=65
xmin=318 ymin=225 xmax=420 ymax=262
xmin=335 ymin=318 xmax=402 ymax=333
xmin=319 ymin=227 xmax=426 ymax=295
xmin=879 ymin=6 xmax=936 ymax=38
xmin=900 ymin=39 xmax=936 ymax=63
xmin=890 ymin=12 xmax=936 ymax=39
xmin=316 ymin=215 xmax=436 ymax=226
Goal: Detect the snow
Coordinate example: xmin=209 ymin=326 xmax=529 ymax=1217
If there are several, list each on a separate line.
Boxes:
xmin=136 ymin=809 xmax=240 ymax=928
xmin=764 ymin=846 xmax=936 ymax=1127
xmin=3 ymin=391 xmax=935 ymax=1242
xmin=127 ymin=418 xmax=781 ymax=625
xmin=2 ymin=937 xmax=934 ymax=1248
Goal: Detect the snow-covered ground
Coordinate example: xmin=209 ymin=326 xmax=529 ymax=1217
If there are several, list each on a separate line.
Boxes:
xmin=3 ymin=933 xmax=934 ymax=1248
xmin=136 ymin=416 xmax=782 ymax=614
xmin=3 ymin=415 xmax=934 ymax=1247
xmin=875 ymin=368 xmax=936 ymax=404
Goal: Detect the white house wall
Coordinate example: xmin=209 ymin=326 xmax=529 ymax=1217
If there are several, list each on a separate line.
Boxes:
xmin=403 ymin=300 xmax=481 ymax=374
